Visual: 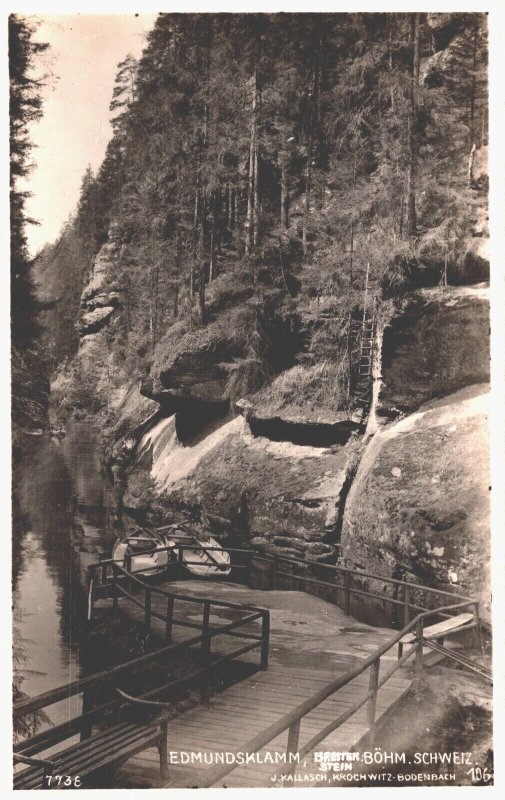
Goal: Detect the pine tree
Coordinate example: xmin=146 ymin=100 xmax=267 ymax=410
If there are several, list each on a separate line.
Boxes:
xmin=109 ymin=53 xmax=138 ymax=134
xmin=9 ymin=14 xmax=48 ymax=348
xmin=38 ymin=12 xmax=488 ymax=407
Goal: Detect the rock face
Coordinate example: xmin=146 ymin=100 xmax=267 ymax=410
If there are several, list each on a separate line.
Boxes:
xmin=74 ymin=218 xmax=489 ymax=620
xmin=341 ymin=385 xmax=490 ymax=619
xmin=341 ymin=282 xmax=490 ymax=618
xmin=426 ymin=12 xmax=470 ymax=52
xmin=122 ymin=281 xmax=490 ymax=616
xmin=126 ymin=413 xmax=362 ymax=561
xmin=146 ymin=296 xmax=302 ymax=406
xmin=78 ymin=223 xmax=124 ymax=337
xmin=247 ymin=363 xmax=362 ymax=446
xmin=154 ymin=331 xmax=237 ymax=403
xmin=78 ymin=306 xmax=116 ymax=336
xmin=378 ymin=286 xmax=489 ymax=418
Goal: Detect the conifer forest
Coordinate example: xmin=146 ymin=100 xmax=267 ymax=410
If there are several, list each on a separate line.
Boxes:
xmin=11 ymin=13 xmax=492 ymax=787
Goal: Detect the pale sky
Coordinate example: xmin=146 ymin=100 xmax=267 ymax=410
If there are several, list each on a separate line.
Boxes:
xmin=23 ymin=14 xmax=157 ymax=254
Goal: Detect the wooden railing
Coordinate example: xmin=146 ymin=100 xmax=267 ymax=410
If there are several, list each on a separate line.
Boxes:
xmin=199 ymin=598 xmax=479 ymax=787
xmin=19 ymin=545 xmax=479 ymax=782
xmin=262 ymin=553 xmax=477 ymax=626
xmin=90 ymin=543 xmax=476 ymax=631
xmin=14 ymin=578 xmax=269 ymax=756
xmin=88 ymin=560 xmax=269 ymax=659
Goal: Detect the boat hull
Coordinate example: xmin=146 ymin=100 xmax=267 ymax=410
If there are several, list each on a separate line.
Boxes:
xmin=181 ymin=538 xmax=232 ymax=578
xmin=112 ymin=534 xmax=175 ymax=578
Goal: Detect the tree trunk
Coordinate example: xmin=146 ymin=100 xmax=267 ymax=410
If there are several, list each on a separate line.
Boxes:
xmin=469 ymin=16 xmax=478 ymax=144
xmin=198 ymin=194 xmax=207 ymax=324
xmin=347 ymin=222 xmax=354 ymax=401
xmin=280 ymin=156 xmax=289 ymax=230
xmin=303 ymin=57 xmax=319 ymax=256
xmin=173 ymin=283 xmax=179 ymax=318
xmin=194 ymin=185 xmax=199 ymax=228
xmin=149 ymin=229 xmax=158 ymax=352
xmin=199 ymin=265 xmax=206 ymax=323
xmin=302 ymin=134 xmax=313 ymax=256
xmin=209 ymin=191 xmax=216 ymax=281
xmin=245 ymin=71 xmax=258 ymax=255
xmin=468 ymin=142 xmax=476 ymax=188
xmin=225 ymin=182 xmax=230 ymax=229
xmin=253 ymin=134 xmax=259 ymax=248
xmin=406 ymin=12 xmax=420 ymax=237
xmin=388 ymin=13 xmax=395 ymax=111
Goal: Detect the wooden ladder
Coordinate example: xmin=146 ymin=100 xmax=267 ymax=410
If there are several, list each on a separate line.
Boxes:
xmin=352 ymin=262 xmax=376 ymax=408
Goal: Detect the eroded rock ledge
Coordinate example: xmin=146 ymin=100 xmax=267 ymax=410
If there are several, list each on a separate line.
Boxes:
xmin=113 ymin=284 xmax=490 ymax=612
xmin=342 ymin=384 xmax=490 ymax=620
xmin=378 ymin=285 xmax=489 ymax=418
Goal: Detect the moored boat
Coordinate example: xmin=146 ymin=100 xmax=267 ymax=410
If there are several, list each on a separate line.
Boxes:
xmin=157 ymin=523 xmax=232 ymax=578
xmin=112 ymin=527 xmax=175 ymax=577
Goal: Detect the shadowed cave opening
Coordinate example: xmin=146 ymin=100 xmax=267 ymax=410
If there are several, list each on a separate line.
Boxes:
xmin=248 ymin=415 xmax=359 ymax=447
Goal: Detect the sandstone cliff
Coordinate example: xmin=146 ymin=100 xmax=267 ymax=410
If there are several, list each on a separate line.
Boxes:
xmin=342 ymin=285 xmax=490 ymax=618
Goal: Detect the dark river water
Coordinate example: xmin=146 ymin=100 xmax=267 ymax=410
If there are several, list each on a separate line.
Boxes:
xmin=12 ymin=422 xmax=119 ymax=728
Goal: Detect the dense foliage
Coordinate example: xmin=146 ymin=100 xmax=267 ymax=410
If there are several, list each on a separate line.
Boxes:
xmin=41 ymin=13 xmax=488 ymax=411
xmin=10 ymin=14 xmax=50 ymax=441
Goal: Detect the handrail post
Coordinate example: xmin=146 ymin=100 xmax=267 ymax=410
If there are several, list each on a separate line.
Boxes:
xmin=296 ymin=563 xmax=304 ymax=593
xmin=286 ymin=719 xmax=301 ymax=776
xmin=178 ymin=546 xmax=184 ymax=566
xmin=404 ymin=584 xmax=411 ymax=627
xmin=260 ymin=610 xmax=270 ymax=669
xmin=271 ymin=556 xmax=278 ymax=590
xmin=126 ymin=555 xmax=133 ymax=595
xmin=165 ymin=595 xmax=174 ymax=641
xmin=87 ymin=567 xmax=95 ymax=622
xmin=415 ymin=617 xmax=424 ymax=675
xmin=472 ymin=600 xmax=480 ymax=648
xmin=343 ymin=569 xmax=351 ymax=616
xmin=112 ymin=563 xmax=118 ymax=609
xmin=145 ymin=587 xmax=152 ymax=631
xmin=366 ymin=657 xmax=380 ymax=745
xmin=201 ymin=602 xmax=211 ymax=705
xmin=80 ymin=684 xmax=95 ymax=741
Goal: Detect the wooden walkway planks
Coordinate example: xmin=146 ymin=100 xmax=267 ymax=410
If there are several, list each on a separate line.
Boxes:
xmin=97 ymin=580 xmax=414 ymax=788
xmin=117 ymin=665 xmax=410 ymax=788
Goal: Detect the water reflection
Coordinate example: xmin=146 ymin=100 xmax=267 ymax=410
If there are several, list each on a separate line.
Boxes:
xmin=12 ymin=421 xmax=118 ymax=727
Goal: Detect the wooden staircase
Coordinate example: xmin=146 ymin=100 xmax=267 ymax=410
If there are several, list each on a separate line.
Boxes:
xmin=352 ymin=311 xmax=375 ymax=408
xmin=351 ymin=262 xmax=376 ymax=411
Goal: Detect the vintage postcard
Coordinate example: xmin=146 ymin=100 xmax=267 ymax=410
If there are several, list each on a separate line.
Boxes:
xmin=7 ymin=3 xmax=501 ymax=793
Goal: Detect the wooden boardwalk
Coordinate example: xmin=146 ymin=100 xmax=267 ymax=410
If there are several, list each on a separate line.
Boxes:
xmin=106 ymin=581 xmax=412 ymax=789
xmin=117 ymin=665 xmax=410 ymax=788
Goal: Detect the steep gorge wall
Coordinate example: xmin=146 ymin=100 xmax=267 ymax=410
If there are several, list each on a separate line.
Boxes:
xmin=55 ymin=215 xmax=490 ymax=614
xmin=53 ymin=21 xmax=490 ymax=592
xmin=342 ymin=285 xmax=490 ymax=618
xmin=122 ymin=285 xmax=489 ymax=613
xmin=126 ymin=411 xmax=361 ymax=561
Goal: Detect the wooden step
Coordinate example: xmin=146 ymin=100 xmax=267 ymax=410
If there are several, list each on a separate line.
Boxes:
xmin=400 ymin=613 xmax=474 ymax=645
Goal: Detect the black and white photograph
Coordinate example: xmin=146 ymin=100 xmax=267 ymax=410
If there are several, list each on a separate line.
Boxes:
xmin=8 ymin=4 xmax=498 ymax=791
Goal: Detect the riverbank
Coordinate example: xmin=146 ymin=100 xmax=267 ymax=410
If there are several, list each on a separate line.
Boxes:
xmin=12 ymin=422 xmax=119 ymax=736
xmin=359 ymin=668 xmax=493 ymax=787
